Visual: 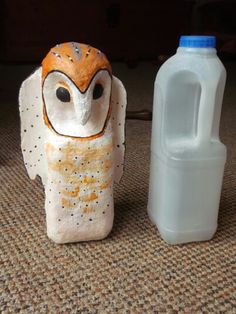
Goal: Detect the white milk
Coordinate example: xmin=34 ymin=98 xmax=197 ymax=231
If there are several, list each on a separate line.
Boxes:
xmin=148 ymin=36 xmax=227 ymax=244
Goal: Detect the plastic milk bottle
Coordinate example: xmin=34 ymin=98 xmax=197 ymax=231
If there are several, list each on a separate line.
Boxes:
xmin=148 ymin=36 xmax=227 ymax=244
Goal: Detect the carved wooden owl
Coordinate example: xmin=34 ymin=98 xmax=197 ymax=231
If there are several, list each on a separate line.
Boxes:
xmin=19 ymin=42 xmax=126 ymax=243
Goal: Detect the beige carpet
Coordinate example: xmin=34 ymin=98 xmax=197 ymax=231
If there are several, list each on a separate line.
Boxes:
xmin=0 ymin=62 xmax=235 ymax=313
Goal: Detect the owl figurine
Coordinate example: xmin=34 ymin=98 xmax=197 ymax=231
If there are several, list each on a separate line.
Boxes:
xmin=19 ymin=42 xmax=126 ymax=243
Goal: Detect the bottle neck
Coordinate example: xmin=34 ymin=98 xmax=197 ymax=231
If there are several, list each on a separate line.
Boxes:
xmin=177 ymin=47 xmax=216 ymax=56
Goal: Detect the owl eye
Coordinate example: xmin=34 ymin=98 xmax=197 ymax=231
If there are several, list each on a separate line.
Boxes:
xmin=56 ymin=87 xmax=71 ymax=102
xmin=93 ymin=83 xmax=103 ymax=100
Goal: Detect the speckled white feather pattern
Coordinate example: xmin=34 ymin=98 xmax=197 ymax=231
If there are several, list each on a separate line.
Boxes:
xmin=44 ymin=121 xmax=114 ymax=243
xmin=19 ymin=68 xmax=47 ymax=184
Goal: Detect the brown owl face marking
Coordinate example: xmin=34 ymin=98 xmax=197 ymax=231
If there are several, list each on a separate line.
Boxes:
xmin=42 ymin=42 xmax=112 ymax=92
xmin=42 ymin=43 xmax=113 ymax=139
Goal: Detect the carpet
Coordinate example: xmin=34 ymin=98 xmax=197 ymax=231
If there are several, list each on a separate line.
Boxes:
xmin=0 ymin=62 xmax=235 ymax=313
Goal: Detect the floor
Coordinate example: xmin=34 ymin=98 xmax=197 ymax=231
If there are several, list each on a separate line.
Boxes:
xmin=0 ymin=61 xmax=235 ymax=313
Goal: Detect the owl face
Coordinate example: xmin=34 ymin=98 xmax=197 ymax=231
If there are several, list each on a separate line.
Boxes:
xmin=42 ymin=42 xmax=112 ymax=138
xmin=43 ymin=70 xmax=111 ymax=137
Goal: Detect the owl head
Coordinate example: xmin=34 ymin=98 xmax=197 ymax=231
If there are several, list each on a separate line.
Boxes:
xmin=42 ymin=42 xmax=113 ymax=138
xmin=19 ymin=42 xmax=126 ymax=183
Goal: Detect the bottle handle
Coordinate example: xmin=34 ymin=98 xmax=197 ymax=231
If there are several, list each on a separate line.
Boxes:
xmin=196 ymin=83 xmax=216 ymax=146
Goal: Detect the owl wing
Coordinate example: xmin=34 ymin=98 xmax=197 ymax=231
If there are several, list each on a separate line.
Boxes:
xmin=19 ymin=67 xmax=47 ymax=184
xmin=111 ymin=76 xmax=127 ymax=183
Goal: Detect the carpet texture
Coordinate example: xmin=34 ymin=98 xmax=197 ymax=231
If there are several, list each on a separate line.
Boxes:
xmin=0 ymin=63 xmax=235 ymax=313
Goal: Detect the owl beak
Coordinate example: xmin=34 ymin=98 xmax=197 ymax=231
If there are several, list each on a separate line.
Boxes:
xmin=74 ymin=101 xmax=91 ymax=126
xmin=80 ymin=109 xmax=91 ymax=125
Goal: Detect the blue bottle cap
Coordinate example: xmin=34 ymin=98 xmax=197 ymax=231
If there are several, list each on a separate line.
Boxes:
xmin=179 ymin=36 xmax=216 ymax=48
